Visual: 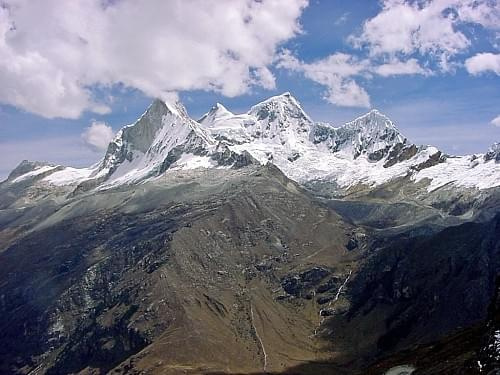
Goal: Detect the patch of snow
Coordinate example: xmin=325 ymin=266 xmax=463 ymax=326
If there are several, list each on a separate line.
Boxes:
xmin=103 ymin=151 xmax=147 ymax=186
xmin=12 ymin=165 xmax=58 ymax=183
xmin=414 ymin=155 xmax=500 ymax=191
xmin=43 ymin=167 xmax=94 ymax=186
xmin=170 ymin=153 xmax=217 ymax=170
xmin=199 ymin=106 xmax=252 ymax=144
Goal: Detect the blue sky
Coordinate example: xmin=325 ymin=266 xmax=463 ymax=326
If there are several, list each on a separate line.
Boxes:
xmin=0 ymin=0 xmax=499 ymax=179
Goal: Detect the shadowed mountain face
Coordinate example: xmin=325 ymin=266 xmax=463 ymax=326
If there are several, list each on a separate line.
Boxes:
xmin=0 ymin=166 xmax=358 ymax=374
xmin=0 ymin=95 xmax=499 ymax=374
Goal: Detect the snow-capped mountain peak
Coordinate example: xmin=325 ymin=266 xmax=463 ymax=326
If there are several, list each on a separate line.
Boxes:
xmin=198 ymin=92 xmax=314 ymax=147
xmin=241 ymin=92 xmax=313 ymax=146
xmin=247 ymin=92 xmax=311 ymax=123
xmin=344 ymin=108 xmax=405 ymax=144
xmin=198 ymin=102 xmax=234 ymax=125
xmin=198 ymin=102 xmax=250 ymax=144
xmin=311 ymin=109 xmax=407 ymax=161
xmin=6 ymin=160 xmax=56 ymax=181
xmin=85 ymin=97 xmax=218 ymax=187
xmin=110 ymin=99 xmax=174 ymax=154
xmin=345 ymin=109 xmax=402 ymax=135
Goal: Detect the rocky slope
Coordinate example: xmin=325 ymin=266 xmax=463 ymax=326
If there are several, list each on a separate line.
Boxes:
xmin=0 ymin=165 xmax=360 ymax=374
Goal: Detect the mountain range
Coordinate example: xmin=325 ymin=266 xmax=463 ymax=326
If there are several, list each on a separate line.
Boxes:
xmin=0 ymin=93 xmax=499 ymax=374
xmin=4 ymin=92 xmax=499 ymax=195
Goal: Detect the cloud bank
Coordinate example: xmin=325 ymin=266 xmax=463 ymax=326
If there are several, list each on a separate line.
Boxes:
xmin=0 ymin=0 xmax=498 ymax=117
xmin=0 ymin=0 xmax=307 ymax=119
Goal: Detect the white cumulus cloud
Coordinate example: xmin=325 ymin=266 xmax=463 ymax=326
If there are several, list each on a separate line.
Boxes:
xmin=278 ymin=50 xmax=371 ymax=108
xmin=0 ymin=0 xmax=307 ymax=119
xmin=350 ymin=0 xmax=500 ymax=71
xmin=374 ymin=58 xmax=429 ymax=77
xmin=465 ymin=53 xmax=500 ymax=75
xmin=81 ymin=121 xmax=115 ymax=152
xmin=491 ymin=115 xmax=500 ymax=127
xmin=277 ymin=50 xmax=431 ymax=108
